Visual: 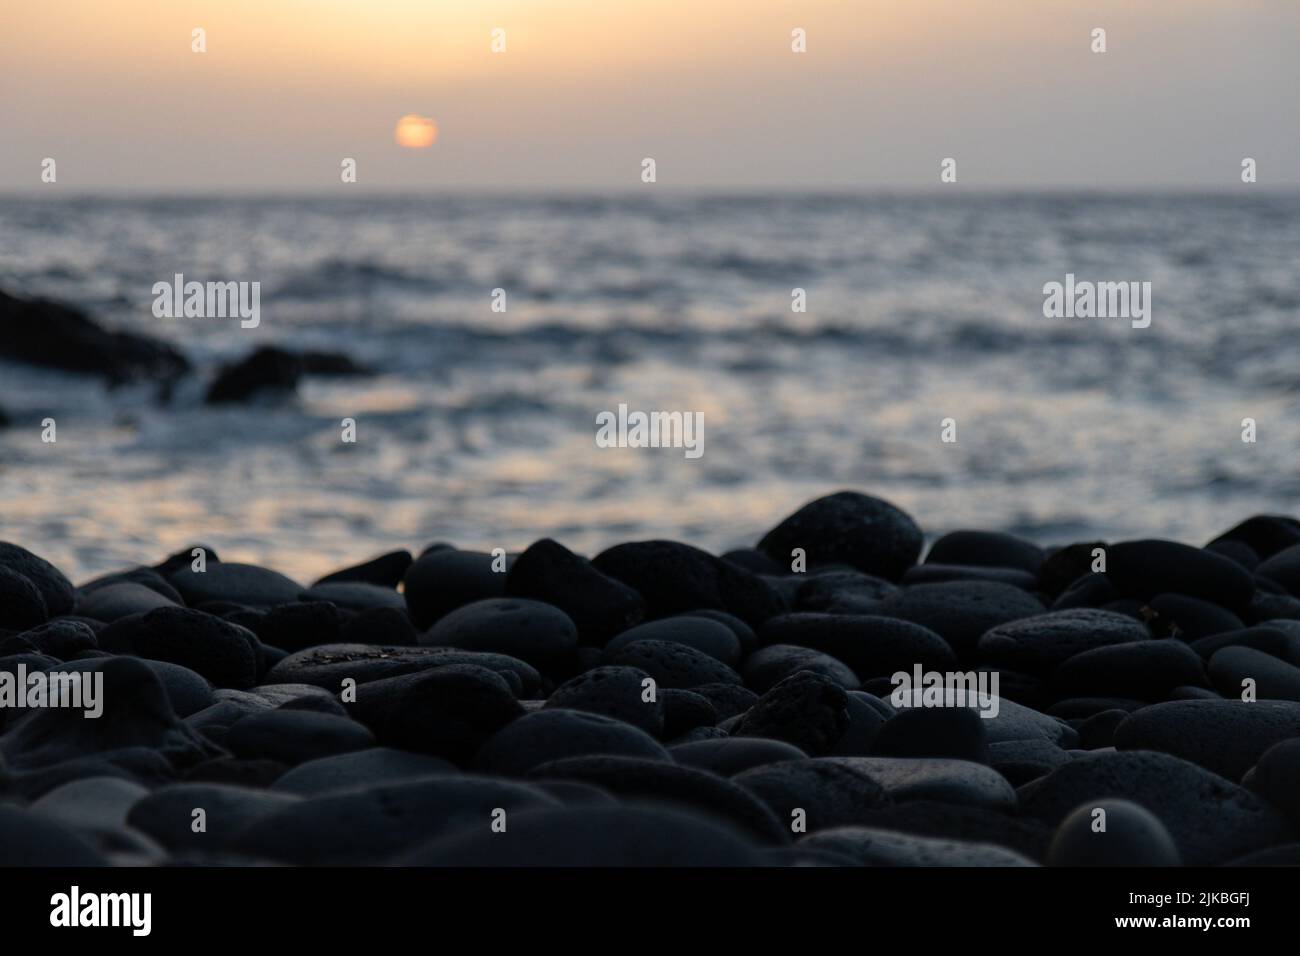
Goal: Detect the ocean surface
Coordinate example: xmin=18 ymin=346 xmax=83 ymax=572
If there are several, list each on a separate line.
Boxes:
xmin=2 ymin=193 xmax=1298 ymax=583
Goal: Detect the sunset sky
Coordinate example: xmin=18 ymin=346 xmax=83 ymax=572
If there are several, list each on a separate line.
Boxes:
xmin=2 ymin=0 xmax=1297 ymax=192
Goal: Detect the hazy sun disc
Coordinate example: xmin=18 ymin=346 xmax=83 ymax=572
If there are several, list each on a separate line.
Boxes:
xmin=395 ymin=114 xmax=437 ymax=148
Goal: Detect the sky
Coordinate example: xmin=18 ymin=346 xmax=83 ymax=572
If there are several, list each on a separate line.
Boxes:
xmin=1 ymin=0 xmax=1298 ymax=192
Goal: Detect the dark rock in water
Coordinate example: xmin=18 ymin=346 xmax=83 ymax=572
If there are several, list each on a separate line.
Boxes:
xmin=473 ymin=708 xmax=669 ymax=776
xmin=1019 ymin=751 xmax=1291 ymax=865
xmin=1046 ymin=799 xmax=1180 ymax=866
xmin=402 ymin=548 xmax=506 ymax=630
xmin=0 ymin=542 xmax=75 ymax=617
xmin=1077 ymin=709 xmax=1129 ymax=749
xmin=660 ymin=688 xmax=718 ymax=738
xmin=15 ymin=620 xmax=98 ymax=659
xmin=977 ymin=608 xmax=1149 ymax=675
xmin=757 ymin=491 xmax=923 ymax=581
xmin=732 ymin=671 xmax=850 ymax=755
xmin=233 ymin=775 xmax=559 ymax=864
xmin=603 ymin=638 xmax=743 ymax=689
xmin=1257 ymin=544 xmax=1300 ymax=596
xmin=878 ymin=581 xmax=1045 ymax=661
xmin=301 ymin=582 xmax=405 ymax=612
xmin=593 ymin=540 xmax=785 ymax=627
xmin=925 ymin=530 xmax=1045 ymax=573
xmin=1210 ymin=515 xmax=1300 ymax=561
xmin=127 ymin=783 xmax=299 ymax=851
xmin=987 ymin=739 xmax=1072 ymax=786
xmin=224 ymin=710 xmax=375 ymax=765
xmin=843 ymin=800 xmax=1051 ymax=861
xmin=903 ymin=564 xmax=1039 ymax=590
xmin=1209 ymin=645 xmax=1300 ymax=701
xmin=758 ymin=613 xmax=957 ymax=678
xmin=169 ymin=562 xmax=305 ymax=608
xmin=742 ymin=644 xmax=859 ymax=693
xmin=505 ymin=539 xmax=645 ymax=643
xmin=299 ymin=350 xmax=373 ymax=376
xmin=1114 ymin=699 xmax=1300 ymax=781
xmin=826 ymin=756 xmax=1016 ymax=810
xmin=733 ymin=759 xmax=888 ymax=831
xmin=0 ymin=804 xmax=107 ymax=866
xmin=314 ymin=550 xmax=412 ymax=589
xmin=348 ymin=664 xmax=523 ymax=762
xmin=670 ymin=737 xmax=809 ymax=775
xmin=1050 ymin=572 xmax=1119 ymax=610
xmin=421 ymin=597 xmax=577 ymax=666
xmin=271 ymin=747 xmax=457 ymax=796
xmin=102 ymin=606 xmax=260 ymax=689
xmin=528 ymin=755 xmax=787 ymax=844
xmin=1053 ymin=640 xmax=1207 ymax=700
xmin=828 ymin=692 xmax=889 ymax=756
xmin=545 ymin=665 xmax=664 ymax=737
xmin=205 ymin=345 xmax=302 ymax=404
xmin=605 ymin=616 xmax=740 ymax=666
xmin=248 ymin=601 xmax=342 ymax=653
xmin=1247 ymin=738 xmax=1300 ymax=827
xmin=339 ymin=606 xmax=419 ymax=646
xmin=1143 ymin=593 xmax=1244 ymax=641
xmin=0 ymin=288 xmax=190 ymax=384
xmin=794 ymin=571 xmax=899 ymax=613
xmin=800 ymin=826 xmax=1035 ymax=866
xmin=266 ymin=642 xmax=540 ymax=696
xmin=1105 ymin=540 xmax=1255 ymax=609
xmin=871 ymin=707 xmax=989 ymax=763
xmin=397 ymin=804 xmax=761 ymax=866
xmin=0 ymin=565 xmax=49 ymax=630
xmin=75 ymin=582 xmax=176 ymax=622
xmin=690 ymin=682 xmax=759 ymax=721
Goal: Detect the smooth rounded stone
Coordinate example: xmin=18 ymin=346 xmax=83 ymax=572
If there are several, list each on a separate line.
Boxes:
xmin=16 ymin=619 xmax=98 ymax=658
xmin=1190 ymin=625 xmax=1299 ymax=661
xmin=602 ymin=638 xmax=743 ymax=689
xmin=132 ymin=659 xmax=213 ymax=717
xmin=0 ymin=564 xmax=47 ymax=630
xmin=988 ymin=739 xmax=1072 ymax=786
xmin=1053 ymin=640 xmax=1208 ymax=700
xmin=670 ymin=737 xmax=809 ymax=776
xmin=0 ymin=542 xmax=75 ymax=618
xmin=152 ymin=543 xmax=220 ymax=579
xmin=757 ymin=491 xmax=923 ymax=582
xmin=32 ymin=776 xmax=151 ymax=835
xmin=314 ymin=550 xmax=412 ymax=589
xmin=1247 ymin=738 xmax=1300 ymax=827
xmin=684 ymin=609 xmax=758 ymax=656
xmin=234 ymin=775 xmax=560 ymax=864
xmin=421 ymin=597 xmax=577 ymax=666
xmin=878 ymin=582 xmax=1045 ymax=661
xmin=7 ymin=746 xmax=177 ymax=801
xmin=827 ymin=692 xmax=889 ymax=756
xmin=545 ymin=665 xmax=664 ymax=737
xmin=339 ymin=606 xmax=419 ymax=646
xmin=903 ymin=564 xmax=1039 ymax=590
xmin=592 ymin=540 xmax=785 ymax=628
xmin=528 ymin=754 xmax=788 ymax=843
xmin=1018 ymin=751 xmax=1292 ymax=865
xmin=348 ymin=664 xmax=524 ymax=762
xmin=605 ymin=616 xmax=741 ymax=666
xmin=977 ymin=608 xmax=1150 ymax=675
xmin=527 ymin=779 xmax=617 ymax=806
xmin=733 ymin=758 xmax=888 ymax=831
xmin=247 ymin=601 xmax=341 ymax=653
xmin=722 ymin=548 xmax=786 ymax=575
xmin=0 ymin=804 xmax=106 ymax=866
xmin=1046 ymin=799 xmax=1181 ymax=866
xmin=1104 ymin=539 xmax=1255 ymax=609
xmin=925 ymin=530 xmax=1045 ymax=573
xmin=169 ymin=562 xmax=305 ymax=608
xmin=182 ymin=757 xmax=287 ymax=789
xmin=1206 ymin=539 xmax=1260 ymax=570
xmin=732 ymin=671 xmax=850 ymax=755
xmin=270 ymin=747 xmax=456 ymax=796
xmin=984 ymin=669 xmax=1048 ymax=711
xmin=1145 ymin=593 xmax=1244 ymax=641
xmin=1077 ymin=709 xmax=1129 ymax=749
xmin=742 ymin=644 xmax=859 ymax=693
xmin=301 ymin=582 xmax=406 ymax=612
xmin=800 ymin=827 xmax=1036 ymax=866
xmin=223 ymin=710 xmax=374 ymax=765
xmin=671 ymin=725 xmax=729 ymax=744
xmin=1256 ymin=543 xmax=1300 ymax=596
xmin=402 ymin=548 xmax=507 ymax=630
xmin=824 ymin=756 xmax=1017 ymax=810
xmin=0 ymin=657 xmax=221 ymax=773
xmin=1167 ymin=685 xmax=1222 ymax=700
xmin=794 ymin=571 xmax=900 ymax=613
xmin=888 ymin=687 xmax=1077 ymax=748
xmin=758 ymin=613 xmax=957 ymax=679
xmin=1050 ymin=572 xmax=1119 ymax=610
xmin=1115 ymin=699 xmax=1300 ymax=781
xmin=1210 ymin=515 xmax=1300 ymax=560
xmin=1037 ymin=543 xmax=1106 ymax=598
xmin=396 ymin=804 xmax=762 ymax=867
xmin=1100 ymin=599 xmax=1145 ymax=620
xmin=473 ymin=708 xmax=670 ymax=776
xmin=671 ymin=682 xmax=757 ymax=721
xmin=504 ymin=539 xmax=645 ymax=643
xmin=266 ymin=642 xmax=541 ymax=696
xmin=870 ymin=707 xmax=989 ymax=763
xmin=127 ymin=782 xmax=300 ymax=851
xmin=1210 ymin=645 xmax=1300 ymax=701
xmin=79 ymin=566 xmax=184 ymax=602
xmin=660 ymin=688 xmax=718 ymax=738
xmin=74 ymin=581 xmax=176 ymax=622
xmin=103 ymin=606 xmax=260 ymax=689
xmin=849 ymin=800 xmax=1051 ymax=861
xmin=1245 ymin=591 xmax=1300 ymax=623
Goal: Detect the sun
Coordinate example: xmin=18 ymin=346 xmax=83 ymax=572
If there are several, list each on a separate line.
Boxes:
xmin=394 ymin=114 xmax=437 ymax=149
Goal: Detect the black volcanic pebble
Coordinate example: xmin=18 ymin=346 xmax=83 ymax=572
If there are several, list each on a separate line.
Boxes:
xmin=1046 ymin=799 xmax=1180 ymax=866
xmin=127 ymin=783 xmax=299 ymax=851
xmin=74 ymin=582 xmax=176 ymax=621
xmin=758 ymin=613 xmax=957 ymax=678
xmin=827 ymin=692 xmax=889 ymax=756
xmin=182 ymin=757 xmax=288 ymax=788
xmin=0 ymin=805 xmax=106 ymax=866
xmin=1114 ymin=699 xmax=1300 ymax=781
xmin=0 ymin=542 xmax=75 ymax=618
xmin=0 ymin=565 xmax=48 ymax=631
xmin=1209 ymin=645 xmax=1300 ymax=700
xmin=396 ymin=804 xmax=762 ymax=867
xmin=870 ymin=706 xmax=989 ymax=763
xmin=757 ymin=491 xmax=923 ymax=581
xmin=977 ymin=608 xmax=1149 ymax=674
xmin=505 ymin=539 xmax=645 ymax=643
xmin=733 ymin=758 xmax=888 ymax=831
xmin=16 ymin=620 xmax=98 ymax=658
xmin=721 ymin=548 xmax=786 ymax=575
xmin=798 ymin=827 xmax=1035 ymax=866
xmin=605 ymin=616 xmax=740 ymax=666
xmin=987 ymin=739 xmax=1071 ymax=786
xmin=1248 ymin=738 xmax=1300 ymax=827
xmin=794 ymin=571 xmax=899 ymax=612
xmin=1257 ymin=544 xmax=1300 ymax=596
xmin=877 ymin=582 xmax=1045 ymax=661
xmin=1077 ymin=709 xmax=1129 ymax=749
xmin=402 ymin=548 xmax=506 ymax=630
xmin=592 ymin=540 xmax=785 ymax=627
xmin=670 ymin=737 xmax=809 ymax=775
xmin=1037 ymin=543 xmax=1107 ymax=597
xmin=1053 ymin=640 xmax=1207 ymax=700
xmin=301 ymin=582 xmax=405 ymax=612
xmin=339 ymin=606 xmax=419 ymax=646
xmin=169 ymin=562 xmax=305 ymax=608
xmin=102 ymin=606 xmax=260 ymax=689
xmin=1210 ymin=515 xmax=1300 ymax=561
xmin=682 ymin=609 xmax=758 ymax=655
xmin=314 ymin=550 xmax=412 ymax=588
xmin=732 ymin=671 xmax=850 ymax=755
xmin=659 ymin=688 xmax=718 ymax=738
xmin=473 ymin=708 xmax=670 ymax=776
xmin=742 ymin=644 xmax=859 ymax=692
xmin=421 ymin=597 xmax=577 ymax=665
xmin=250 ymin=601 xmax=342 ymax=652
xmin=903 ymin=564 xmax=1039 ymax=590
xmin=545 ymin=665 xmax=664 ymax=737
xmin=1205 ymin=539 xmax=1260 ymax=570
xmin=1189 ymin=625 xmax=1296 ymax=660
xmin=689 ymin=682 xmax=759 ymax=720
xmin=1050 ymin=572 xmax=1119 ymax=610
xmin=1244 ymin=591 xmax=1300 ymax=623
xmin=602 ymin=638 xmax=743 ymax=688
xmin=1144 ymin=593 xmax=1244 ymax=640
xmin=223 ymin=709 xmax=375 ymax=765
xmin=846 ymin=800 xmax=1051 ymax=861
xmin=925 ymin=530 xmax=1045 ymax=573
xmin=266 ymin=642 xmax=541 ymax=696
xmin=1104 ymin=540 xmax=1255 ymax=609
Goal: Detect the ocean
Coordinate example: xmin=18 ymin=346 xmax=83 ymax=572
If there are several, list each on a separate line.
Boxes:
xmin=2 ymin=192 xmax=1298 ymax=582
